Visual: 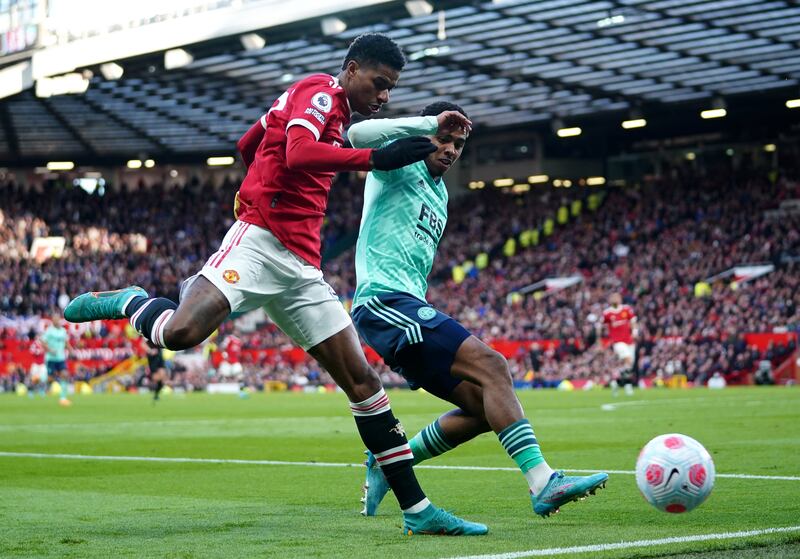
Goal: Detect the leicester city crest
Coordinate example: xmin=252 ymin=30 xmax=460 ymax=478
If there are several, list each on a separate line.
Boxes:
xmin=417 ymin=307 xmax=436 ymax=321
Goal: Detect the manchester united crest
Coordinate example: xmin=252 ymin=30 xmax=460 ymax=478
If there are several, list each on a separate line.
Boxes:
xmin=223 ymin=269 xmax=240 ymax=284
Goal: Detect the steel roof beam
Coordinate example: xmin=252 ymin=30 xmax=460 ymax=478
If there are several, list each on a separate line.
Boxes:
xmin=37 ymin=97 xmax=97 ymax=157
xmin=0 ymin=102 xmax=19 ymax=160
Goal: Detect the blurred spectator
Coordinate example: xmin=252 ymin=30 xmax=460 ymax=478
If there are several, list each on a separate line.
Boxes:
xmin=755 ymin=359 xmax=775 ymax=385
xmin=1 ymin=164 xmax=799 ymax=388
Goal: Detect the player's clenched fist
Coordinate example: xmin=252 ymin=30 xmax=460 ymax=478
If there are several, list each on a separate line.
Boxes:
xmin=371 ymin=136 xmax=437 ymax=171
xmin=233 ymin=190 xmax=241 ymax=220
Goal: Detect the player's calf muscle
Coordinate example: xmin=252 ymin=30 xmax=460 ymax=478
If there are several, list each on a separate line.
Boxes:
xmin=165 ymin=308 xmax=224 ymax=348
xmin=164 ymin=280 xmax=229 ymax=349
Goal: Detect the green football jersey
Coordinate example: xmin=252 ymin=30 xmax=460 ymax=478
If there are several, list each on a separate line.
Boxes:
xmin=349 ymin=116 xmax=447 ymax=308
xmin=42 ymin=325 xmax=68 ymax=362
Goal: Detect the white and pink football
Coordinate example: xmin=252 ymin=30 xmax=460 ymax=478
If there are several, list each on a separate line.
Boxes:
xmin=636 ymin=433 xmax=715 ymax=513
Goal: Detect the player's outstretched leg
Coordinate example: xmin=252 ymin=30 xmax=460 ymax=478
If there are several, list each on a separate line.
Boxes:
xmin=309 ymin=325 xmax=487 ymax=536
xmin=64 ymin=277 xmax=230 ymax=351
xmin=362 ymin=390 xmax=489 ymax=516
xmin=450 ymin=336 xmax=609 ymax=517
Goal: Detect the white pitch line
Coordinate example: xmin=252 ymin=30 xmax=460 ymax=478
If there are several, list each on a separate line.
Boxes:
xmin=0 ymin=451 xmax=798 ymax=481
xmin=419 ymin=464 xmax=800 ymax=482
xmin=600 ymin=397 xmax=769 ymax=411
xmin=0 ymin=451 xmax=357 ymax=468
xmin=440 ymin=525 xmax=800 ymax=559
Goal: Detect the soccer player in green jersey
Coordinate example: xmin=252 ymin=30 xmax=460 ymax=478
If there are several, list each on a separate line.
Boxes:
xmin=41 ymin=314 xmax=71 ymax=406
xmin=349 ymin=102 xmax=608 ymax=519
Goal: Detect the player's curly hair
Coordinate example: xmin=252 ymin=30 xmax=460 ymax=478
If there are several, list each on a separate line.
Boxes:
xmin=342 ymin=33 xmax=406 ymax=71
xmin=420 ymin=101 xmax=469 ymax=119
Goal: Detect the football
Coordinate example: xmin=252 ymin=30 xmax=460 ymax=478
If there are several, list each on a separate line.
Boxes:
xmin=635 ymin=434 xmax=716 ymax=513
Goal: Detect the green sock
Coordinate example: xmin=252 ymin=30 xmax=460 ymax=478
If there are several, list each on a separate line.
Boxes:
xmin=59 ymin=380 xmax=68 ymax=400
xmin=498 ymin=418 xmax=544 ymax=473
xmin=408 ymin=419 xmax=454 ymax=465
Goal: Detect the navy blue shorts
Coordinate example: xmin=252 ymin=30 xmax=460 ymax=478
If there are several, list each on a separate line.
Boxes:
xmin=352 ymin=292 xmax=471 ymax=399
xmin=46 ymin=360 xmax=66 ymax=376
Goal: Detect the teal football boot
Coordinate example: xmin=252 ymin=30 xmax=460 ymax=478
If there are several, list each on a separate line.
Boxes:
xmin=403 ymin=504 xmax=488 ymax=536
xmin=532 ymin=470 xmax=608 ymax=517
xmin=64 ymin=286 xmax=148 ymax=323
xmin=360 ymin=450 xmax=391 ymax=516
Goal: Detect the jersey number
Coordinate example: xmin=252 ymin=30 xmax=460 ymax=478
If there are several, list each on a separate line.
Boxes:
xmin=268 ymin=90 xmax=290 ymax=115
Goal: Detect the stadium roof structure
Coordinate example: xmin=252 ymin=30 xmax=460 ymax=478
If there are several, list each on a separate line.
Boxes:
xmin=1 ymin=0 xmax=799 ymax=164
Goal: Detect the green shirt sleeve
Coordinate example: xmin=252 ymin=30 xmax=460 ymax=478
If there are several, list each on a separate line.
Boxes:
xmin=348 ymin=116 xmax=438 ymax=148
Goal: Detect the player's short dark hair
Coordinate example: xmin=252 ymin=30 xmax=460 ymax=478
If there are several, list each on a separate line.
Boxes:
xmin=420 ymin=101 xmax=469 ymax=119
xmin=342 ymin=33 xmax=406 ymax=71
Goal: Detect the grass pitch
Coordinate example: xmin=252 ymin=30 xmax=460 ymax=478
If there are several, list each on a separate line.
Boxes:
xmin=1 ymin=387 xmax=798 ymax=558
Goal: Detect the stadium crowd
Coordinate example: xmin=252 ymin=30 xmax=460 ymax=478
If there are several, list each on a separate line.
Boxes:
xmin=1 ymin=159 xmax=798 ymax=391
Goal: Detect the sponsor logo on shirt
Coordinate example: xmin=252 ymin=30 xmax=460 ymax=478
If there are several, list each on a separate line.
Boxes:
xmin=418 ymin=203 xmax=444 ymax=237
xmin=414 ymin=202 xmax=444 ymax=249
xmin=304 ymin=107 xmax=326 ymax=124
xmin=311 ymin=92 xmax=332 ymax=113
xmin=223 ymin=270 xmax=240 ymax=284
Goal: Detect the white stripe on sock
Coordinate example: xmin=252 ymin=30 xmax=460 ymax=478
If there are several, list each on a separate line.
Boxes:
xmin=129 ymin=299 xmax=155 ymax=332
xmin=402 ymin=498 xmax=431 ymax=515
xmin=349 ymin=388 xmax=387 ymax=409
xmin=374 ymin=444 xmax=414 ymax=466
xmin=153 ymin=309 xmax=174 ymax=348
xmin=121 ymin=293 xmax=141 ymax=315
xmin=526 ymin=462 xmax=555 ymax=496
xmin=426 ymin=425 xmax=452 ymax=453
xmin=349 ymin=389 xmax=391 ymax=416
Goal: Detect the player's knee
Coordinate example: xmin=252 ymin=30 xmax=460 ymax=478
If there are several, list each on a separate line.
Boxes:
xmin=474 ymin=348 xmax=512 ymax=385
xmin=346 ymin=366 xmax=383 ymax=402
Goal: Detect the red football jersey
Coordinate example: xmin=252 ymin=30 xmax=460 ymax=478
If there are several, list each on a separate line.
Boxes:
xmin=221 ymin=335 xmax=243 ymax=363
xmin=30 ymin=340 xmax=45 ymax=365
xmin=236 ymin=74 xmax=354 ymax=268
xmin=602 ymin=305 xmax=636 ymax=344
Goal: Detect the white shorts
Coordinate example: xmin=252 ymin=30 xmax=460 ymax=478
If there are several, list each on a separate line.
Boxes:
xmin=613 ymin=342 xmax=636 ymax=363
xmin=30 ymin=363 xmax=47 ymax=382
xmin=186 ymin=221 xmax=351 ymax=350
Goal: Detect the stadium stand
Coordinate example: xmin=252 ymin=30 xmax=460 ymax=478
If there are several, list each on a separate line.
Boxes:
xmin=1 ymin=0 xmax=799 ymax=394
xmin=1 ymin=159 xmax=798 ymax=391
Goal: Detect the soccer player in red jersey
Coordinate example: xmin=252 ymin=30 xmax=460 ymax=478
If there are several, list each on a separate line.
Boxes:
xmin=599 ymin=293 xmax=639 ymax=393
xmin=220 ymin=331 xmax=242 ymax=365
xmin=65 ymin=33 xmax=485 ymax=536
xmin=600 ymin=293 xmax=638 ymax=361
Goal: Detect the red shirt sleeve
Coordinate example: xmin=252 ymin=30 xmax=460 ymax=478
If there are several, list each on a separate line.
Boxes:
xmin=237 ymin=116 xmax=266 ymax=167
xmin=285 ymin=126 xmax=372 ymax=172
xmin=285 ymin=79 xmax=340 ymax=141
